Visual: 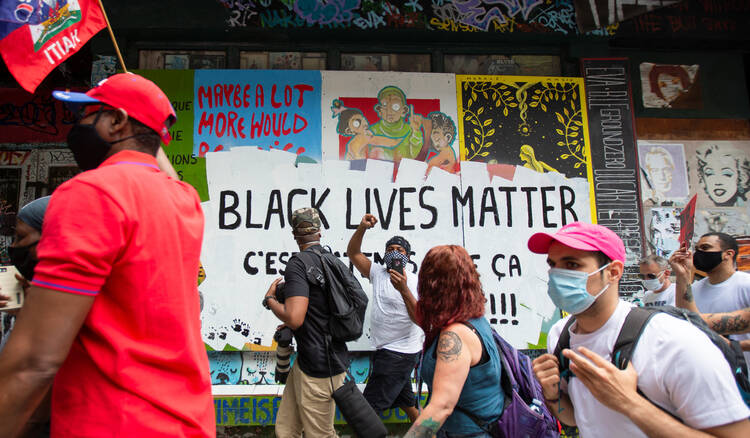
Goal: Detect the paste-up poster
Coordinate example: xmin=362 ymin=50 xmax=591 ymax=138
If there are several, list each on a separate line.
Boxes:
xmin=637 ymin=142 xmax=690 ymax=207
xmin=640 ymin=63 xmax=702 ymax=109
xmin=321 ymin=71 xmax=460 ymax=174
xmin=194 ymin=70 xmax=322 ymax=161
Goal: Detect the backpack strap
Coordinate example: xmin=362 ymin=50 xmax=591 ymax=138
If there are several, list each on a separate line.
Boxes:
xmin=553 ymin=316 xmax=578 ymax=383
xmin=611 ymin=307 xmax=657 ymax=369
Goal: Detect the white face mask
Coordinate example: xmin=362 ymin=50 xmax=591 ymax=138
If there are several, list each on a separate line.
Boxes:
xmin=640 ymin=271 xmax=664 ymax=291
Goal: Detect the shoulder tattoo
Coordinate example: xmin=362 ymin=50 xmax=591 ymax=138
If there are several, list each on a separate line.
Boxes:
xmin=437 ymin=331 xmax=462 ymax=363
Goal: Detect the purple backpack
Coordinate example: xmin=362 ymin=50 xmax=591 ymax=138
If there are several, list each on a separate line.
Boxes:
xmin=452 ymin=327 xmax=560 ymax=437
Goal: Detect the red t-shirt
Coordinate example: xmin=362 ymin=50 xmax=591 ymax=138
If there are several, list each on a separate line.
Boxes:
xmin=33 ymin=150 xmax=215 ymax=437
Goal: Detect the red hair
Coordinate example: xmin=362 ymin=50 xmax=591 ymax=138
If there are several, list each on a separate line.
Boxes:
xmin=416 ymin=245 xmax=486 ymax=349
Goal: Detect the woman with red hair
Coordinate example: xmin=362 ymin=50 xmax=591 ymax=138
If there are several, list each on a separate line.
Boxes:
xmin=405 ymin=245 xmax=504 ymax=438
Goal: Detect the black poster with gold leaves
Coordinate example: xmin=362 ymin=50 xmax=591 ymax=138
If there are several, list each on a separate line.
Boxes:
xmin=457 ymin=75 xmax=593 ymax=180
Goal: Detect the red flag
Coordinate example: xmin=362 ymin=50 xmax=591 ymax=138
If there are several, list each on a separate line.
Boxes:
xmin=0 ymin=1 xmax=106 ymax=93
xmin=678 ymin=194 xmax=698 ymax=247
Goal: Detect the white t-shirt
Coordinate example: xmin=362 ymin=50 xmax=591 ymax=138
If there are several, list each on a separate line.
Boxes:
xmin=547 ymin=300 xmax=749 ymax=438
xmin=642 ymin=283 xmax=676 ymax=307
xmin=693 ymin=271 xmax=750 ymax=367
xmin=369 ymin=264 xmax=423 ymax=353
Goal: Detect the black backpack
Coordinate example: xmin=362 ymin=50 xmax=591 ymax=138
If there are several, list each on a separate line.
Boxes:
xmin=554 ymin=306 xmax=750 ymax=410
xmin=296 ymin=246 xmax=368 ymax=342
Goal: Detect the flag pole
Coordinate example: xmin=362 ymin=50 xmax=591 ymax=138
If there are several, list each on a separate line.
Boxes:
xmin=97 ymin=0 xmax=128 ymax=73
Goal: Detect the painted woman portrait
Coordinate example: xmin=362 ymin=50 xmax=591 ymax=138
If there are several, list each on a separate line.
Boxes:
xmin=696 ymin=144 xmax=750 ymax=207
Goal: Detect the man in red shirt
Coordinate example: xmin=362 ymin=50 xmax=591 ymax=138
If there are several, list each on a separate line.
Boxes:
xmin=0 ymin=73 xmax=215 ymax=437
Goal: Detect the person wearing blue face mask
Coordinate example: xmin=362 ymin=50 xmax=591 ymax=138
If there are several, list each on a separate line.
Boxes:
xmin=529 ymin=222 xmax=750 ymax=438
xmin=347 ymin=214 xmax=423 ymax=422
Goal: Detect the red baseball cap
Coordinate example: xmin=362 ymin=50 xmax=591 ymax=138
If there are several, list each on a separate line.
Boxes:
xmin=53 ymin=73 xmax=176 ymax=145
xmin=527 ymin=222 xmax=626 ymax=263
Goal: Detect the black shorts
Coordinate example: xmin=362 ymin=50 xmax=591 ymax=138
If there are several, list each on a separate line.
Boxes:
xmin=363 ymin=348 xmax=420 ymax=412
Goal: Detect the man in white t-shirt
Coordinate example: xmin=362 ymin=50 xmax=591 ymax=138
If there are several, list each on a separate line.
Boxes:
xmin=529 ymin=222 xmax=749 ymax=437
xmin=347 ymin=214 xmax=423 ymax=421
xmin=639 ymin=254 xmax=676 ymax=307
xmin=670 ymin=232 xmax=750 ymax=364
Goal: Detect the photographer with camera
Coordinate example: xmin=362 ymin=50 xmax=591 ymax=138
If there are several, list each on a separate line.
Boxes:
xmin=263 ymin=208 xmax=348 ymax=437
xmin=270 ymin=282 xmax=294 ymax=384
xmin=347 ymin=214 xmax=423 ymax=422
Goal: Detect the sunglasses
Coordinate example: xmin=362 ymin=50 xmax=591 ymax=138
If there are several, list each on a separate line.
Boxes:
xmin=638 ymin=270 xmax=664 ymax=280
xmin=67 ymin=103 xmax=113 ymax=121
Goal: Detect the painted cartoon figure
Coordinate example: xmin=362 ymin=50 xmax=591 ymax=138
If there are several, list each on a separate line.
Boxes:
xmin=332 ymin=100 xmax=400 ymax=160
xmin=519 ymin=144 xmax=557 ymax=173
xmin=369 ymin=86 xmax=424 ymax=161
xmin=426 ymin=112 xmax=457 ymax=173
xmin=208 ymin=351 xmax=243 ymax=385
xmin=696 ymin=144 xmax=750 ymax=207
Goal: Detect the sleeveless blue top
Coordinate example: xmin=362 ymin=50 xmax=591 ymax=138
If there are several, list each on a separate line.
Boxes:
xmin=421 ymin=317 xmax=504 ymax=434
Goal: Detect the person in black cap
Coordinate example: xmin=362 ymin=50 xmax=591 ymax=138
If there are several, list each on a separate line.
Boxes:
xmin=347 ymin=214 xmax=423 ymax=421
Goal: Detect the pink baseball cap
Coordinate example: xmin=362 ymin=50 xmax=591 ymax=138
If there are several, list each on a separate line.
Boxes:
xmin=53 ymin=73 xmax=176 ymax=145
xmin=527 ymin=222 xmax=626 ymax=263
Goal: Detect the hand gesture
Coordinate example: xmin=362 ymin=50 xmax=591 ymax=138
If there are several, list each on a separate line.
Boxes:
xmin=0 ymin=288 xmax=9 ymax=309
xmin=563 ymin=347 xmax=639 ymax=413
xmin=668 ymin=241 xmax=693 ymax=281
xmin=532 ymin=353 xmax=561 ymax=401
xmin=389 ymin=269 xmax=408 ymax=293
xmin=409 ymin=106 xmax=423 ymax=131
xmin=360 ymin=214 xmax=377 ymax=230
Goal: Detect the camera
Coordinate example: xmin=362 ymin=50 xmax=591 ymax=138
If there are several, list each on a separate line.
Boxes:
xmin=273 ymin=282 xmax=294 ymax=384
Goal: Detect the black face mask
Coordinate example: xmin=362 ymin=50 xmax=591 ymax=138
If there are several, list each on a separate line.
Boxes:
xmin=693 ymin=250 xmax=724 ymax=273
xmin=8 ymin=243 xmax=38 ymax=280
xmin=67 ymin=110 xmax=139 ymax=171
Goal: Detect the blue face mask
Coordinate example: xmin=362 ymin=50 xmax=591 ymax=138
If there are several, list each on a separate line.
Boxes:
xmin=547 ymin=263 xmax=611 ymax=315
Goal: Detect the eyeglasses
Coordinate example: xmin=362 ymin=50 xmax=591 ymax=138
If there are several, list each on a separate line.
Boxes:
xmin=638 ymin=270 xmax=664 ymax=280
xmin=67 ymin=103 xmax=113 ymax=121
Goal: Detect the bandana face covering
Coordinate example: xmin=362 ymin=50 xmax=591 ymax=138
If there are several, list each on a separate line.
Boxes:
xmin=383 ymin=251 xmax=409 ymax=273
xmin=547 ymin=263 xmax=610 ymax=315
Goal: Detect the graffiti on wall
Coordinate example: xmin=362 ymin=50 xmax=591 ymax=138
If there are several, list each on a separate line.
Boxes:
xmin=215 ymin=0 xmax=608 ymax=35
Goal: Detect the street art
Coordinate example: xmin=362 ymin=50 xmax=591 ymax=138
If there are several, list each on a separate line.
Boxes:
xmin=640 ymin=63 xmax=702 ymax=109
xmin=198 ymin=146 xmax=592 ymax=350
xmin=694 ymin=143 xmax=750 ymax=208
xmin=573 ymin=0 xmax=679 ymax=33
xmin=646 ymin=207 xmax=681 ymax=257
xmin=695 ymin=208 xmax=750 ymax=237
xmin=637 ymin=142 xmax=689 ymax=206
xmin=457 ymin=75 xmax=592 ymax=181
xmin=216 ymin=0 xmax=594 ymax=35
xmin=193 ymin=70 xmax=322 ymax=160
xmin=321 ymin=71 xmax=460 ymax=172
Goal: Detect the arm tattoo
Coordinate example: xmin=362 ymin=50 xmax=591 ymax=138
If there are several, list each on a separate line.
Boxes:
xmin=708 ymin=313 xmax=750 ymax=335
xmin=437 ymin=331 xmax=462 ymax=363
xmin=404 ymin=418 xmax=441 ymax=438
xmin=683 ymin=283 xmax=693 ymax=303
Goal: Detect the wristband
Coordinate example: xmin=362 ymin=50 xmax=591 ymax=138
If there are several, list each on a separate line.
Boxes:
xmin=262 ymin=295 xmax=276 ymax=310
